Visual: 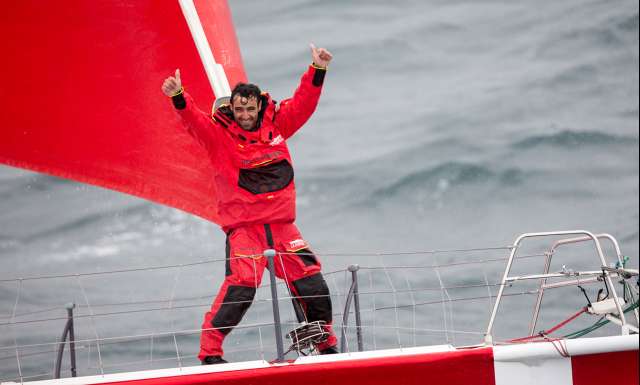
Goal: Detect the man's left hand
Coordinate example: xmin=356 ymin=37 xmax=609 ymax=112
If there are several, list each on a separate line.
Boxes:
xmin=310 ymin=43 xmax=333 ymax=69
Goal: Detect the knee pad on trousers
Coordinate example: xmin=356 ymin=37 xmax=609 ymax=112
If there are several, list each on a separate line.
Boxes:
xmin=212 ymin=285 xmax=256 ymax=335
xmin=292 ymin=273 xmax=332 ymax=323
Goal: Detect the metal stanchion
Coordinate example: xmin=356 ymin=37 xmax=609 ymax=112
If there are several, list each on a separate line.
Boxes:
xmin=264 ymin=249 xmax=285 ymax=362
xmin=350 ymin=264 xmax=364 ymax=352
xmin=54 ymin=303 xmax=77 ymax=379
xmin=341 ymin=264 xmax=364 ymax=352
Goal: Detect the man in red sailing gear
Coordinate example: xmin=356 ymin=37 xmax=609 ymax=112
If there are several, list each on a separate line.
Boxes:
xmin=162 ymin=44 xmax=337 ymax=364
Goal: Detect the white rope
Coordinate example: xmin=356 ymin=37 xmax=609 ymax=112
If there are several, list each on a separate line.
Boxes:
xmin=251 ymin=257 xmax=266 ymax=361
xmin=149 ymin=333 xmax=154 ymax=365
xmin=369 ymin=269 xmax=377 ymax=350
xmin=329 ymin=269 xmax=346 ymax=349
xmin=86 ymin=341 xmax=91 ymax=377
xmin=340 ymin=269 xmax=350 ymax=353
xmin=379 ymin=255 xmax=402 ymax=349
xmin=252 ymin=256 xmax=259 ymax=292
xmin=50 ymin=342 xmax=56 ymax=384
xmin=257 ymin=325 xmax=265 ymax=361
xmin=276 ymin=251 xmax=308 ymax=323
xmin=333 ymin=271 xmax=347 ymax=327
xmin=76 ymin=276 xmax=104 ymax=375
xmin=432 ymin=255 xmax=451 ymax=344
xmin=402 ymin=272 xmax=418 ymax=347
xmin=167 ymin=267 xmax=182 ymax=311
xmin=167 ymin=265 xmax=183 ymax=369
xmin=10 ymin=279 xmax=23 ymax=384
xmin=482 ymin=269 xmax=494 ymax=313
xmin=172 ymin=331 xmax=182 ymax=370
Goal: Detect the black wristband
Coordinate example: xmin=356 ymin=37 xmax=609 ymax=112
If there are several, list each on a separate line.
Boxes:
xmin=172 ymin=93 xmax=186 ymax=110
xmin=312 ymin=67 xmax=326 ymax=87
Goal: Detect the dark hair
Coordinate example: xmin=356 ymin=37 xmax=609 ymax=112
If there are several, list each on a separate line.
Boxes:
xmin=230 ymin=82 xmax=261 ymax=104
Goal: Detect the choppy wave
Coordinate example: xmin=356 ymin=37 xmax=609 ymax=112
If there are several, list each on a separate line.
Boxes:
xmin=511 ymin=130 xmax=638 ymax=150
xmin=20 ymin=203 xmax=151 ymax=243
xmin=618 ymin=11 xmax=639 ymax=31
xmin=372 ymin=162 xmax=525 ymax=199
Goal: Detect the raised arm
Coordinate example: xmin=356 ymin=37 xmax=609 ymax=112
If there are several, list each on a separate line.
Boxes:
xmin=275 ymin=44 xmax=333 ymax=139
xmin=162 ymin=69 xmax=219 ymax=155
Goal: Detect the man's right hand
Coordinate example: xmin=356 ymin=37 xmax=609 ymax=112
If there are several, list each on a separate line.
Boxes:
xmin=162 ymin=69 xmax=182 ymax=97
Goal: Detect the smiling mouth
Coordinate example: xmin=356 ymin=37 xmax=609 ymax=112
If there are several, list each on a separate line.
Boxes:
xmin=238 ymin=120 xmax=255 ymax=130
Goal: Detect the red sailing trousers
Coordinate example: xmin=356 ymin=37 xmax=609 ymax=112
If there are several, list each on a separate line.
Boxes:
xmin=198 ymin=222 xmax=337 ymax=360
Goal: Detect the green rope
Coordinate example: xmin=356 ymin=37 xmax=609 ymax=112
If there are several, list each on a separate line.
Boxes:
xmin=564 ymin=300 xmax=639 ymax=339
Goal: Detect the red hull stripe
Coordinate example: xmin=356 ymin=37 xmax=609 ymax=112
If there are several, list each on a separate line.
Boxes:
xmin=571 ymin=350 xmax=639 ymax=385
xmin=98 ymin=348 xmax=495 ymax=385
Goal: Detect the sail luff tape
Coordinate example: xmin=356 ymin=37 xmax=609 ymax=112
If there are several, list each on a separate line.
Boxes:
xmin=213 ymin=64 xmax=232 ymax=96
xmin=178 ymin=0 xmax=232 ymax=98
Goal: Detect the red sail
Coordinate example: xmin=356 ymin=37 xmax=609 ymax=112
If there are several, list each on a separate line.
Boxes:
xmin=0 ymin=0 xmax=247 ymax=224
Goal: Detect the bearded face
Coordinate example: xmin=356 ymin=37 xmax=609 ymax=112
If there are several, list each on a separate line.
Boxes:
xmin=231 ymin=95 xmax=261 ymax=131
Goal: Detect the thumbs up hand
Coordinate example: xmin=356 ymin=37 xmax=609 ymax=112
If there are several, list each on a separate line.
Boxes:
xmin=162 ymin=69 xmax=183 ymax=97
xmin=310 ymin=43 xmax=333 ymax=69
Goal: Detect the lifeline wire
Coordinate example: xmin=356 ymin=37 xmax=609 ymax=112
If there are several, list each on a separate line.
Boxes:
xmin=0 ymin=252 xmax=533 ymax=325
xmin=0 ymin=246 xmax=520 ymax=283
xmin=1 ymin=281 xmax=528 ymax=328
xmin=0 ymin=244 xmax=545 ymax=378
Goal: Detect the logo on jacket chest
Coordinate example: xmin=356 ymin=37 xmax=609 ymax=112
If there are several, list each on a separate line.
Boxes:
xmin=270 ymin=134 xmax=285 ymax=146
xmin=240 ymin=151 xmax=284 ymax=168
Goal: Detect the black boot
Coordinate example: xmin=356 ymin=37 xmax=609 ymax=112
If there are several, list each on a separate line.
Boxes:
xmin=201 ymin=355 xmax=228 ymax=365
xmin=320 ymin=346 xmax=339 ymax=355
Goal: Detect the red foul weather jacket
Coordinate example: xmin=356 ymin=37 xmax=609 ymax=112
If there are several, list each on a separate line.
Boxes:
xmin=173 ymin=65 xmax=327 ymax=231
